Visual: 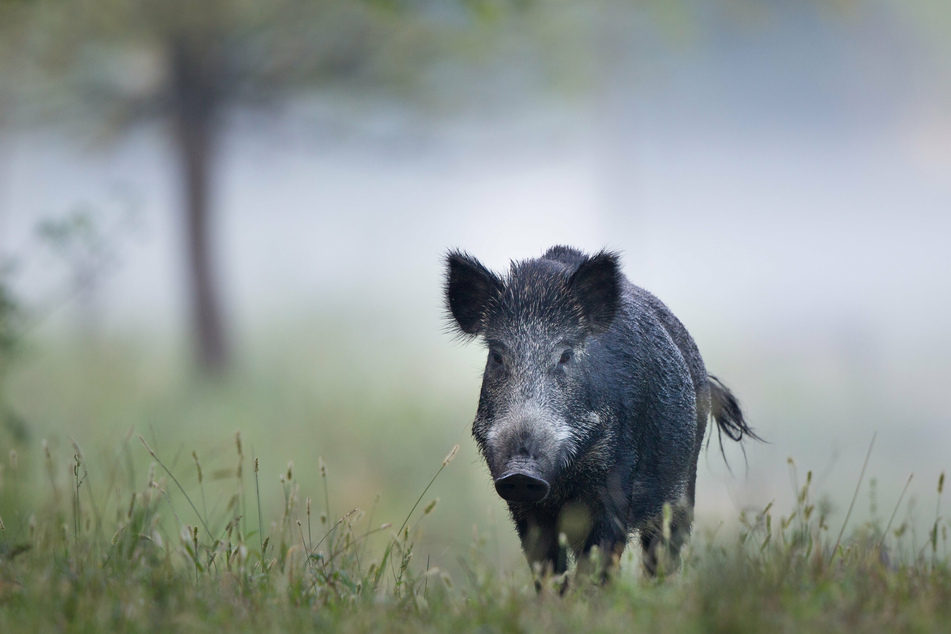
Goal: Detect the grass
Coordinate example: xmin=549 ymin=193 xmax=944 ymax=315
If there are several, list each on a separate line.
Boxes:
xmin=0 ymin=423 xmax=948 ymax=632
xmin=0 ymin=327 xmax=949 ymax=632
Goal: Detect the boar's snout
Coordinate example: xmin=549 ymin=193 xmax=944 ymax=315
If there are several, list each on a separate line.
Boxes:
xmin=494 ymin=469 xmax=550 ymax=504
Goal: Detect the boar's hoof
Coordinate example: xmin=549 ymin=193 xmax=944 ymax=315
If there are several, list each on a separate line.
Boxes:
xmin=495 ymin=471 xmax=550 ymax=503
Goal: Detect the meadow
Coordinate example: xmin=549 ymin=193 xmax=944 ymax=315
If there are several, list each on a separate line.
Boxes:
xmin=3 ymin=0 xmax=949 ymax=626
xmin=1 ymin=324 xmax=949 ymax=632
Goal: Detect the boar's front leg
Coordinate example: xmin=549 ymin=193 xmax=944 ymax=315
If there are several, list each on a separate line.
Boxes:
xmin=515 ymin=514 xmax=567 ymax=578
xmin=575 ymin=506 xmax=629 ymax=581
xmin=572 ymin=470 xmax=633 ymax=581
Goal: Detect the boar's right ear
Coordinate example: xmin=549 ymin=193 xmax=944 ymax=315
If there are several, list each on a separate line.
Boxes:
xmin=568 ymin=251 xmax=621 ymax=333
xmin=445 ymin=251 xmax=504 ymax=337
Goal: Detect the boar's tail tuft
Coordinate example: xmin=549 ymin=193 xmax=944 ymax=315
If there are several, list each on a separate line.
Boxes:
xmin=708 ymin=375 xmax=762 ymax=462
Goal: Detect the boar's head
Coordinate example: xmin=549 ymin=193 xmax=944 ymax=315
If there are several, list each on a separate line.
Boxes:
xmin=445 ymin=247 xmax=621 ymax=505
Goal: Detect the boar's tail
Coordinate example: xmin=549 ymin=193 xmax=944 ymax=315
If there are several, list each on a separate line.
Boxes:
xmin=708 ymin=375 xmax=762 ymax=461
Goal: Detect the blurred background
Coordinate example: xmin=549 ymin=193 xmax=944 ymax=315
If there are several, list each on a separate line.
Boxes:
xmin=1 ymin=0 xmax=949 ymax=576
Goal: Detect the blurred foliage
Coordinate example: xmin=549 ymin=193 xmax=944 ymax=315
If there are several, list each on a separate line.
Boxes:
xmin=0 ymin=263 xmax=29 ymax=533
xmin=33 ymin=203 xmax=143 ymax=311
xmin=0 ymin=0 xmax=811 ymax=127
xmin=0 ymin=266 xmax=17 ymax=364
xmin=8 ymin=0 xmax=933 ymax=134
xmin=0 ymin=0 xmax=510 ymax=129
xmin=36 ymin=211 xmax=116 ymax=293
xmin=0 ymin=206 xmax=140 ymax=449
xmin=0 ymin=0 xmax=544 ymax=373
xmin=0 ymin=265 xmax=28 ymax=446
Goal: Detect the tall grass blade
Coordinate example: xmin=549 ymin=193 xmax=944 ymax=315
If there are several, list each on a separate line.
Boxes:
xmin=831 ymin=431 xmax=875 ymax=563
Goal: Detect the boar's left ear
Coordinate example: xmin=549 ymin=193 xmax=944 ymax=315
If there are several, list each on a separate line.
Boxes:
xmin=568 ymin=251 xmax=621 ymax=333
xmin=445 ymin=250 xmax=504 ymax=337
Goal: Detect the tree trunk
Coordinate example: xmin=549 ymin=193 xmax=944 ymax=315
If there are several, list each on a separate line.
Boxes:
xmin=170 ymin=36 xmax=229 ymax=374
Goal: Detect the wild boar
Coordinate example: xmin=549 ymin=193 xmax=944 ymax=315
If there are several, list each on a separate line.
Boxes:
xmin=445 ymin=245 xmax=758 ymax=577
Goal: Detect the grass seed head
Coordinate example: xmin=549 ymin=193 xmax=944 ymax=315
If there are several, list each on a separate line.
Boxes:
xmin=9 ymin=450 xmax=16 ymax=470
xmin=127 ymin=493 xmax=136 ymax=519
xmin=70 ymin=438 xmax=83 ymax=460
xmin=192 ymin=451 xmax=203 ymax=484
xmin=138 ymin=435 xmax=156 ymax=458
xmin=443 ymin=444 xmax=459 ymax=467
xmin=180 ymin=525 xmax=193 ymax=549
xmin=939 ymin=472 xmax=945 ymax=495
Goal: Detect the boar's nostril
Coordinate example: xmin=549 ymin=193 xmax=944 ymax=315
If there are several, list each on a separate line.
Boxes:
xmin=494 ymin=471 xmax=550 ymax=504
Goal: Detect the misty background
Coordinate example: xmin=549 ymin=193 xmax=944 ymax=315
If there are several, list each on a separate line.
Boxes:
xmin=1 ymin=0 xmax=949 ymax=574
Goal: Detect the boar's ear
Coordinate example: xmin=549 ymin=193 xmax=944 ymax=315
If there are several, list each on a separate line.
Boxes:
xmin=445 ymin=250 xmax=504 ymax=337
xmin=568 ymin=251 xmax=621 ymax=333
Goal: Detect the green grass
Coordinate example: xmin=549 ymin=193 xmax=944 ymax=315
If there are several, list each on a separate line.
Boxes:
xmin=1 ymin=331 xmax=949 ymax=632
xmin=0 ymin=422 xmax=948 ymax=632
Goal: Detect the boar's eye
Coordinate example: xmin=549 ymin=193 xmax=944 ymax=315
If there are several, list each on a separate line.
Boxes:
xmin=559 ymin=349 xmax=573 ymax=365
xmin=490 ymin=351 xmax=504 ymax=367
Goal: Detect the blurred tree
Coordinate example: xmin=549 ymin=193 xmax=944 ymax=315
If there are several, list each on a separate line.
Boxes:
xmin=0 ymin=0 xmax=727 ymax=377
xmin=0 ymin=0 xmax=485 ymax=374
xmin=5 ymin=0 xmax=893 ymax=375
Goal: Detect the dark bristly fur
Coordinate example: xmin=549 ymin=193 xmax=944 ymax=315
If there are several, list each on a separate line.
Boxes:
xmin=444 ymin=246 xmax=760 ymax=580
xmin=709 ymin=375 xmax=760 ymax=452
xmin=445 ymin=251 xmax=505 ymax=338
